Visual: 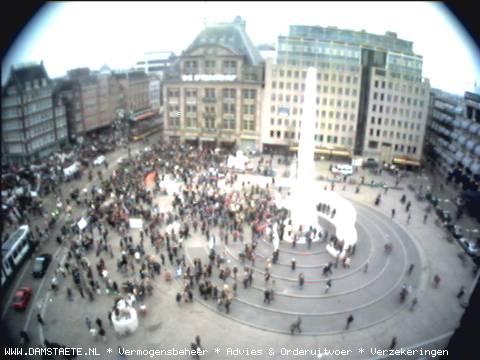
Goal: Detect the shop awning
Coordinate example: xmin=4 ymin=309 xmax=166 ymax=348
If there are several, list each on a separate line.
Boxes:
xmin=133 ymin=111 xmax=156 ymax=122
xmin=392 ymin=157 xmax=421 ymax=167
xmin=288 ymin=146 xmax=351 ymax=157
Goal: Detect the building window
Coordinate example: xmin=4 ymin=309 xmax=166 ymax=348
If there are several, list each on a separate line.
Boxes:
xmin=243 ymin=119 xmax=255 ymax=131
xmin=242 ymin=89 xmax=256 ymax=99
xmin=222 ymin=117 xmax=235 ymax=129
xmin=205 ymin=88 xmax=215 ymax=99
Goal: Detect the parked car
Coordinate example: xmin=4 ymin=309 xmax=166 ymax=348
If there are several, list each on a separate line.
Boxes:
xmin=12 ymin=287 xmax=33 ymax=311
xmin=465 ymin=241 xmax=480 ymax=257
xmin=458 ymin=237 xmax=480 ymax=258
xmin=383 ymin=163 xmax=398 ymax=173
xmin=446 ymin=224 xmax=463 ymax=239
xmin=32 ymin=254 xmax=52 ymax=278
xmin=436 ymin=209 xmax=452 ymax=224
xmin=330 ymin=164 xmax=353 ymax=176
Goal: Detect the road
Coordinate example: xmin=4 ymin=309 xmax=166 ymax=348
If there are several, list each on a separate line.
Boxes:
xmin=0 ymin=135 xmax=152 ymax=347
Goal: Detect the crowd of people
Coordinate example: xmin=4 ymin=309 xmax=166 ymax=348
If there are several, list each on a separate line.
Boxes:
xmin=5 ymin=126 xmax=476 ymax=355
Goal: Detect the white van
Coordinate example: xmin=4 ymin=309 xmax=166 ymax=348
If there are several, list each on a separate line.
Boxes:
xmin=331 ymin=164 xmax=354 ymax=176
xmin=93 ymin=155 xmax=106 ymax=166
xmin=63 ymin=162 xmax=81 ymax=178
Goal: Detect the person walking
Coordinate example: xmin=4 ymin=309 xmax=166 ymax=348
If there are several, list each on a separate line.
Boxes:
xmin=423 ymin=213 xmax=428 ymax=224
xmin=225 ymin=298 xmax=231 ymax=313
xmin=66 ymin=288 xmax=73 ymax=301
xmin=410 ymin=297 xmax=418 ymax=311
xmin=290 ymin=316 xmax=302 ymax=334
xmin=345 ymin=314 xmax=354 ymax=329
xmin=433 ymin=274 xmax=441 ymax=288
xmin=325 ymin=279 xmax=332 ymax=293
xmin=391 ymin=208 xmax=396 ymax=219
xmin=85 ymin=317 xmax=92 ymax=330
xmin=407 ymin=213 xmax=411 ymax=224
xmin=264 ymin=289 xmax=271 ymax=304
xmin=298 ymin=273 xmax=305 ymax=288
xmin=96 ymin=318 xmax=103 ymax=329
xmin=407 ymin=264 xmax=415 ymax=275
xmin=19 ymin=330 xmax=30 ymax=345
xmin=291 ymin=258 xmax=296 ymax=271
xmin=364 ymin=263 xmax=369 ymax=273
xmin=389 ymin=336 xmax=397 ymax=350
xmin=98 ymin=327 xmax=106 ymax=342
xmin=457 ymin=286 xmax=465 ymax=299
xmin=37 ymin=313 xmax=45 ymax=326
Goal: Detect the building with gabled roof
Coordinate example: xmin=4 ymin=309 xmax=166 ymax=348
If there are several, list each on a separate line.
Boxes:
xmin=163 ymin=16 xmax=264 ymax=151
xmin=2 ymin=62 xmax=68 ymax=165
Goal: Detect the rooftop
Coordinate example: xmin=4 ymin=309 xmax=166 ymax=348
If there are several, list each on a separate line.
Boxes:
xmin=5 ymin=62 xmax=50 ymax=89
xmin=185 ymin=16 xmax=263 ymax=66
xmin=287 ymin=25 xmax=415 ymax=56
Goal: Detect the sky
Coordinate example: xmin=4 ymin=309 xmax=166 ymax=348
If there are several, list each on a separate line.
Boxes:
xmin=2 ymin=1 xmax=480 ymax=95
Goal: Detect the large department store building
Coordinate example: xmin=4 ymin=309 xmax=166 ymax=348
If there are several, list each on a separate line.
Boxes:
xmin=261 ymin=26 xmax=430 ymax=165
xmin=163 ymin=17 xmax=264 ymax=151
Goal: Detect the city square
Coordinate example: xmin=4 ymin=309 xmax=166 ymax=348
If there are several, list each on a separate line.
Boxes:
xmin=1 ymin=129 xmax=478 ymax=359
xmin=2 ymin=3 xmax=480 ymax=360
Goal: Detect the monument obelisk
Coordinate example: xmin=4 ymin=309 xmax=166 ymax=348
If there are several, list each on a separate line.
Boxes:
xmin=290 ymin=67 xmax=318 ymax=234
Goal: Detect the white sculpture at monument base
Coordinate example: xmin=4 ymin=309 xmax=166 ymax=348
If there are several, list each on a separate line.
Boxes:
xmin=112 ymin=296 xmax=139 ymax=335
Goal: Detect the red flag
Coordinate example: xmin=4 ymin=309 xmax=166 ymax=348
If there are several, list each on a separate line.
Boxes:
xmin=144 ymin=171 xmax=157 ymax=188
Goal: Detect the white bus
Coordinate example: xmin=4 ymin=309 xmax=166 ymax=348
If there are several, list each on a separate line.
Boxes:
xmin=1 ymin=225 xmax=34 ymax=288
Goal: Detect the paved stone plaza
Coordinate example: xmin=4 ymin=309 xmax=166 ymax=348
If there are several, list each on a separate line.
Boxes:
xmin=2 ymin=141 xmax=478 ymax=360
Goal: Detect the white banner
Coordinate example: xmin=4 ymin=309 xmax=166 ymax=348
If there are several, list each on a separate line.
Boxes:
xmin=129 ymin=218 xmax=143 ymax=229
xmin=78 ymin=217 xmax=88 ymax=230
